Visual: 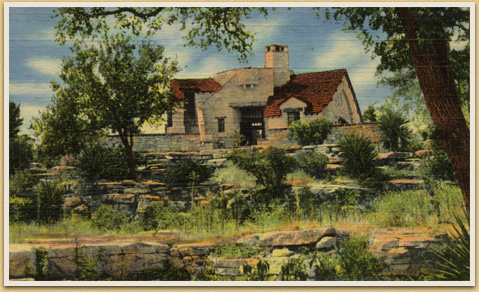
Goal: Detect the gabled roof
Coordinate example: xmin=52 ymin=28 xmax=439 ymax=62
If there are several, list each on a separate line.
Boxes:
xmin=171 ymin=79 xmax=222 ymax=102
xmin=264 ymin=69 xmax=347 ymax=117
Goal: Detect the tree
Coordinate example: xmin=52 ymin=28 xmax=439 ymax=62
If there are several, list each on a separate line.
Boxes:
xmin=54 ymin=7 xmax=269 ymax=62
xmin=53 ymin=33 xmax=178 ymax=179
xmin=9 ymin=102 xmax=34 ymax=174
xmin=362 ymin=105 xmax=377 ymax=123
xmin=316 ymin=7 xmax=471 ymax=209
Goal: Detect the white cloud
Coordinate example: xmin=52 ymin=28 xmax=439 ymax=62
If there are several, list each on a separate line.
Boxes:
xmin=10 ymin=82 xmax=53 ymax=96
xmin=26 ymin=57 xmax=62 ymax=75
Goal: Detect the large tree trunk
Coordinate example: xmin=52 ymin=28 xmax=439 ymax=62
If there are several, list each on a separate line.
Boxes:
xmin=118 ymin=128 xmax=136 ymax=180
xmin=396 ymin=8 xmax=470 ymax=209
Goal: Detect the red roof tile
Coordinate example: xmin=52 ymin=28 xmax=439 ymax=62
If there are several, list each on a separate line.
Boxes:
xmin=264 ymin=69 xmax=347 ymax=117
xmin=171 ymin=79 xmax=222 ymax=102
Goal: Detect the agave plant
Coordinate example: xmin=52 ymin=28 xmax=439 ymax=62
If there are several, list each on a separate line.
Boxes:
xmin=35 ymin=180 xmax=65 ymax=223
xmin=338 ymin=133 xmax=378 ymax=178
xmin=432 ymin=208 xmax=470 ymax=280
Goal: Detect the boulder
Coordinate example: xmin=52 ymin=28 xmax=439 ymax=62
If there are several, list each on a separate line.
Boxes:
xmin=238 ymin=227 xmax=336 ymax=247
xmin=415 ymin=149 xmax=434 ymax=158
xmin=315 ymin=236 xmax=337 ymax=251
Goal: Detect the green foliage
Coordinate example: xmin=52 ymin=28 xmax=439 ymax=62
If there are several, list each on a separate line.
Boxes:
xmin=211 ymin=243 xmax=267 ymax=259
xmin=362 ymin=105 xmax=377 ymax=123
xmin=310 ymin=252 xmax=340 ymax=280
xmin=377 ymin=107 xmax=412 ymax=152
xmin=212 ymin=161 xmax=257 ymax=190
xmin=9 ymin=196 xmax=37 ymax=223
xmin=296 ymin=186 xmax=319 ymax=219
xmin=54 ymin=7 xmax=269 ymax=63
xmin=229 ymin=130 xmax=246 ymax=149
xmin=35 ymin=180 xmax=65 ymax=224
xmin=228 ymin=146 xmax=297 ymax=193
xmin=91 ymin=205 xmax=131 ymax=232
xmin=74 ymin=242 xmax=103 ymax=280
xmin=288 ymin=118 xmax=332 ymax=146
xmin=338 ymin=133 xmax=378 ymax=178
xmin=420 ymin=145 xmax=457 ymax=182
xmin=337 ymin=236 xmax=387 ymax=280
xmin=10 ymin=102 xmax=34 ymax=174
xmin=295 ymin=151 xmax=328 ymax=179
xmin=432 ymin=209 xmax=470 ymax=280
xmin=35 ymin=247 xmax=49 ymax=281
xmin=142 ymin=201 xmax=177 ymax=231
xmin=242 ymin=259 xmax=270 ymax=281
xmin=10 ymin=169 xmax=38 ymax=196
xmin=280 ymin=256 xmax=308 ymax=281
xmin=76 ymin=145 xmax=147 ymax=182
xmin=165 ymin=159 xmax=211 ymax=185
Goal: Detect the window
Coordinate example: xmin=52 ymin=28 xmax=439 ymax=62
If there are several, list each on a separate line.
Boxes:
xmin=217 ymin=118 xmax=225 ymax=133
xmin=287 ymin=111 xmax=300 ymax=126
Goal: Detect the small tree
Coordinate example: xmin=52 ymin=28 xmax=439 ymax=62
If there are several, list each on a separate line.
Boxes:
xmin=288 ymin=118 xmax=332 ymax=146
xmin=53 ymin=33 xmax=178 ymax=179
xmin=362 ymin=105 xmax=377 ymax=123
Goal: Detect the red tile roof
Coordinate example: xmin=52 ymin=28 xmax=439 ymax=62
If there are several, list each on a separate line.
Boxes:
xmin=171 ymin=79 xmax=222 ymax=102
xmin=264 ymin=69 xmax=347 ymax=117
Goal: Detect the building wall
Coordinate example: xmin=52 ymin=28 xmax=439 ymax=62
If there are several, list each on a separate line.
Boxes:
xmin=321 ymin=76 xmax=362 ymax=124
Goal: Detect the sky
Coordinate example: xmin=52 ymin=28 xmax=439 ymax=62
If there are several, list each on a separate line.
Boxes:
xmin=8 ymin=6 xmax=396 ymax=134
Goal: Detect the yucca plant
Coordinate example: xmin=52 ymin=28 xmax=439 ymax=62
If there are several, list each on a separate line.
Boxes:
xmin=338 ymin=133 xmax=378 ymax=178
xmin=377 ymin=108 xmax=411 ymax=152
xmin=76 ymin=144 xmax=108 ymax=181
xmin=35 ymin=180 xmax=65 ymax=223
xmin=431 ymin=208 xmax=470 ymax=280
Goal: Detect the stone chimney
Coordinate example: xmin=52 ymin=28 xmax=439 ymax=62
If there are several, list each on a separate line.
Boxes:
xmin=265 ymin=44 xmax=290 ymax=87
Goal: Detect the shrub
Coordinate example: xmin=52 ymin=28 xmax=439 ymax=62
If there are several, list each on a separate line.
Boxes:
xmin=10 ymin=196 xmax=37 ymax=223
xmin=420 ymin=146 xmax=457 ymax=181
xmin=35 ymin=180 xmax=65 ymax=223
xmin=228 ymin=146 xmax=297 ymax=193
xmin=288 ymin=118 xmax=332 ymax=146
xmin=280 ymin=256 xmax=308 ymax=281
xmin=10 ymin=135 xmax=34 ymax=175
xmin=142 ymin=201 xmax=177 ymax=231
xmin=362 ymin=105 xmax=377 ymax=123
xmin=338 ymin=133 xmax=378 ymax=178
xmin=91 ymin=205 xmax=130 ymax=231
xmin=10 ymin=169 xmax=38 ymax=196
xmin=337 ymin=236 xmax=387 ymax=280
xmin=295 ymin=151 xmax=328 ymax=179
xmin=165 ymin=159 xmax=211 ymax=185
xmin=76 ymin=145 xmax=147 ymax=181
xmin=242 ymin=259 xmax=270 ymax=281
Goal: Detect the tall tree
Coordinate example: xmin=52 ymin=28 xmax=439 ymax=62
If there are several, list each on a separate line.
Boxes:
xmin=9 ymin=102 xmax=34 ymax=174
xmin=54 ymin=33 xmax=178 ymax=179
xmin=316 ymin=7 xmax=470 ymax=209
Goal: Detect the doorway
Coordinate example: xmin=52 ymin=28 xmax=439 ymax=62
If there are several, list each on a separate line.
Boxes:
xmin=239 ymin=107 xmax=265 ymax=145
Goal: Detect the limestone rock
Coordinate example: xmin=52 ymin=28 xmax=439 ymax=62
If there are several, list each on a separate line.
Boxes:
xmin=106 ymin=193 xmax=136 ymax=204
xmin=315 ymin=236 xmax=337 ymax=251
xmin=238 ymin=227 xmax=336 ymax=247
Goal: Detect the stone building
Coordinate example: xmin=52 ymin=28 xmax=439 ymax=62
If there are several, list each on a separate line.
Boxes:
xmin=167 ymin=44 xmax=362 ymax=146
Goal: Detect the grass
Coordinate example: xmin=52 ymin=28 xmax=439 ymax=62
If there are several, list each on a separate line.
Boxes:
xmin=211 ymin=161 xmax=257 ymax=189
xmin=10 ymin=181 xmax=464 ymax=244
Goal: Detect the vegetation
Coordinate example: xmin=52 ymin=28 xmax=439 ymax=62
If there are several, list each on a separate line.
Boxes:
xmin=376 ymin=107 xmax=412 ymax=152
xmin=35 ymin=180 xmax=65 ymax=224
xmin=141 ymin=201 xmax=177 ymax=231
xmin=315 ymin=7 xmax=470 ymax=209
xmin=288 ymin=118 xmax=332 ymax=146
xmin=420 ymin=145 xmax=457 ymax=182
xmin=91 ymin=205 xmax=132 ymax=232
xmin=165 ymin=159 xmax=211 ymax=185
xmin=362 ymin=105 xmax=377 ymax=123
xmin=9 ymin=102 xmax=34 ymax=174
xmin=295 ymin=151 xmax=329 ymax=179
xmin=337 ymin=133 xmax=378 ymax=178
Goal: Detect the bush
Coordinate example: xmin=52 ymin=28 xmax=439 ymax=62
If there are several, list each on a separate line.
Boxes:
xmin=295 ymin=151 xmax=328 ymax=179
xmin=337 ymin=236 xmax=387 ymax=280
xmin=288 ymin=118 xmax=332 ymax=146
xmin=280 ymin=256 xmax=308 ymax=281
xmin=10 ymin=196 xmax=37 ymax=223
xmin=165 ymin=159 xmax=211 ymax=185
xmin=91 ymin=205 xmax=130 ymax=231
xmin=35 ymin=180 xmax=65 ymax=223
xmin=10 ymin=169 xmax=38 ymax=196
xmin=10 ymin=134 xmax=34 ymax=175
xmin=420 ymin=146 xmax=457 ymax=181
xmin=338 ymin=133 xmax=378 ymax=178
xmin=228 ymin=146 xmax=297 ymax=193
xmin=142 ymin=201 xmax=177 ymax=231
xmin=76 ymin=145 xmax=147 ymax=181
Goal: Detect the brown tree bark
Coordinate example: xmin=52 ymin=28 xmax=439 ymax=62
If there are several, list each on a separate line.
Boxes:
xmin=396 ymin=8 xmax=470 ymax=209
xmin=118 ymin=128 xmax=136 ymax=180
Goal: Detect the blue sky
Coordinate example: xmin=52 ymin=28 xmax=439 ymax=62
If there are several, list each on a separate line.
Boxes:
xmin=9 ymin=6 xmax=394 ymax=133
